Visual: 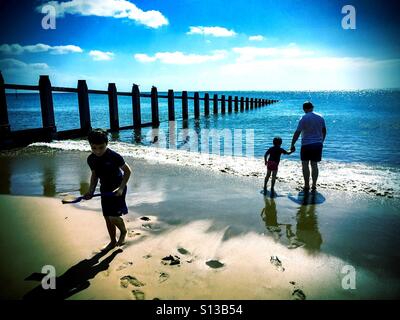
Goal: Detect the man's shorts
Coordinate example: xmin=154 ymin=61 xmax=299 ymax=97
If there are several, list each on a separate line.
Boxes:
xmin=300 ymin=143 xmax=323 ymax=162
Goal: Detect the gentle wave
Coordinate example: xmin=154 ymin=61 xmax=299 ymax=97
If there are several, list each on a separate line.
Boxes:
xmin=29 ymin=140 xmax=400 ymax=198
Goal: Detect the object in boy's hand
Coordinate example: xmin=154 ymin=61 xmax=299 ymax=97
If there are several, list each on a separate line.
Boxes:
xmin=61 ymin=192 xmax=114 ymax=204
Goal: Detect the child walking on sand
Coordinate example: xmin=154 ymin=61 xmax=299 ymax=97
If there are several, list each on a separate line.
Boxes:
xmin=84 ymin=129 xmax=132 ymax=251
xmin=263 ymin=137 xmax=294 ymax=195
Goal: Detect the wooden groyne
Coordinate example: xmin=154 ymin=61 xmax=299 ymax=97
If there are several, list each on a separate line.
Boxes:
xmin=0 ymin=72 xmax=278 ymax=149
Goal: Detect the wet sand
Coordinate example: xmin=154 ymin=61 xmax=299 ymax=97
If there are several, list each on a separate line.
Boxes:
xmin=0 ymin=147 xmax=400 ymax=299
xmin=1 ymin=194 xmax=396 ymax=300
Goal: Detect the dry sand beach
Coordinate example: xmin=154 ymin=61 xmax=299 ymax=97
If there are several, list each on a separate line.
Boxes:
xmin=0 ymin=144 xmax=400 ymax=300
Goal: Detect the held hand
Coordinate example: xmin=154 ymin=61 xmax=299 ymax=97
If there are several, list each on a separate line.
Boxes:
xmin=113 ymin=187 xmax=124 ymax=197
xmin=290 ymin=145 xmax=296 ymax=153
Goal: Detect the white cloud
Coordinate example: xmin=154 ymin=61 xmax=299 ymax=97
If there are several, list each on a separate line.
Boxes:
xmin=50 ymin=45 xmax=83 ymax=54
xmin=89 ymin=50 xmax=114 ymax=61
xmin=0 ymin=43 xmax=83 ymax=55
xmin=38 ymin=0 xmax=168 ymax=28
xmin=134 ymin=50 xmax=227 ymax=64
xmin=249 ymin=35 xmax=264 ymax=41
xmin=187 ymin=26 xmax=236 ymax=37
xmin=232 ymin=44 xmax=314 ymax=62
xmin=0 ymin=58 xmax=49 ymax=70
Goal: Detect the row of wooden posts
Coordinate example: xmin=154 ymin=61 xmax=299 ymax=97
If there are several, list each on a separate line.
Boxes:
xmin=0 ymin=71 xmax=278 ymax=148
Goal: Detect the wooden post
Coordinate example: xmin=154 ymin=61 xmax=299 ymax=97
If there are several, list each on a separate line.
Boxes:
xmin=255 ymin=98 xmax=259 ymax=108
xmin=194 ymin=92 xmax=200 ymax=119
xmin=132 ymin=84 xmax=141 ymax=129
xmin=240 ymin=97 xmax=244 ymax=112
xmin=168 ymin=89 xmax=175 ymax=121
xmin=228 ymin=96 xmax=232 ymax=113
xmin=213 ymin=94 xmax=218 ymax=114
xmin=245 ymin=97 xmax=249 ymax=110
xmin=39 ymin=75 xmax=56 ymax=130
xmin=234 ymin=96 xmax=239 ymax=112
xmin=108 ymin=83 xmax=119 ymax=131
xmin=250 ymin=98 xmax=254 ymax=110
xmin=182 ymin=91 xmax=188 ymax=121
xmin=77 ymin=80 xmax=91 ymax=133
xmin=151 ymin=86 xmax=160 ymax=127
xmin=0 ymin=71 xmax=10 ymax=134
xmin=221 ymin=95 xmax=226 ymax=114
xmin=204 ymin=93 xmax=210 ymax=116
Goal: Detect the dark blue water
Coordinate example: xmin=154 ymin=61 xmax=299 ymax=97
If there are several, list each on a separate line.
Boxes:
xmin=5 ymin=90 xmax=400 ymax=166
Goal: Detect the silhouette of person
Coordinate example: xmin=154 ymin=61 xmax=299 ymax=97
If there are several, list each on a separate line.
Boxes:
xmin=261 ymin=197 xmax=281 ymax=240
xmin=23 ymin=248 xmax=122 ymax=300
xmin=295 ymin=193 xmax=323 ymax=252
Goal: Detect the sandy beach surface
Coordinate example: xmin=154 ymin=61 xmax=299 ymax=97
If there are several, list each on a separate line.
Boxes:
xmin=0 ymin=146 xmax=400 ymax=300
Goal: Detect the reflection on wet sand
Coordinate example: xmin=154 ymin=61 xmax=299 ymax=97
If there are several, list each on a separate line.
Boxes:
xmin=42 ymin=165 xmax=56 ymax=197
xmin=261 ymin=192 xmax=323 ymax=253
xmin=0 ymin=158 xmax=11 ymax=194
xmin=0 ymin=152 xmax=91 ymax=197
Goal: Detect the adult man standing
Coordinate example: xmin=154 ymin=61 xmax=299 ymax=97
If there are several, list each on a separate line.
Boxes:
xmin=291 ymin=102 xmax=327 ymax=191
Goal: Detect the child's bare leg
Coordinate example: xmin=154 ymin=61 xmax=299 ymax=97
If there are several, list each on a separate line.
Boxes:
xmin=110 ymin=216 xmax=127 ymax=246
xmin=264 ymin=170 xmax=271 ymax=191
xmin=103 ymin=217 xmax=117 ymax=249
xmin=271 ymin=170 xmax=277 ymax=191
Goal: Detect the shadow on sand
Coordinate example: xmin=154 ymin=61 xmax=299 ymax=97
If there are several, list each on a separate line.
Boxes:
xmin=23 ymin=247 xmax=122 ymax=300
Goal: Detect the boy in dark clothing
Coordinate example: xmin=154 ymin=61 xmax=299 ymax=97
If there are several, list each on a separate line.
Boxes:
xmin=84 ymin=129 xmax=132 ymax=251
xmin=263 ymin=137 xmax=294 ymax=195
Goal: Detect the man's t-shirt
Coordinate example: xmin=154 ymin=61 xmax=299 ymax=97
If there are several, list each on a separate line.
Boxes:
xmin=264 ymin=146 xmax=289 ymax=164
xmin=87 ymin=148 xmax=125 ymax=190
xmin=296 ymin=112 xmax=326 ymax=145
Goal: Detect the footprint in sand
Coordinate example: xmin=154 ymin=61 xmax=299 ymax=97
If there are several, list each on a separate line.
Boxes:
xmin=161 ymin=255 xmax=181 ymax=266
xmin=291 ymin=289 xmax=306 ymax=300
xmin=116 ymin=261 xmax=133 ymax=271
xmin=290 ymin=281 xmax=306 ymax=300
xmin=287 ymin=239 xmax=305 ymax=250
xmin=158 ymin=272 xmax=169 ymax=283
xmin=128 ymin=230 xmax=141 ymax=238
xmin=143 ymin=254 xmax=152 ymax=259
xmin=142 ymin=223 xmax=153 ymax=230
xmin=132 ymin=290 xmax=145 ymax=300
xmin=205 ymin=260 xmax=224 ymax=269
xmin=177 ymin=247 xmax=190 ymax=255
xmin=270 ymin=256 xmax=285 ymax=272
xmin=120 ymin=275 xmax=145 ymax=288
xmin=140 ymin=216 xmax=151 ymax=221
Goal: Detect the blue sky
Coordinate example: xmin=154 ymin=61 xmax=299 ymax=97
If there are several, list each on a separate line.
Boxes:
xmin=0 ymin=0 xmax=399 ymax=91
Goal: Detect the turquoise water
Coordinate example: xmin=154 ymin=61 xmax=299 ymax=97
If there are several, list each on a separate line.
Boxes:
xmin=6 ymin=90 xmax=400 ymax=166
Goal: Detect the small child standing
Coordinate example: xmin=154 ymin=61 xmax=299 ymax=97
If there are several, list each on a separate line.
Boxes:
xmin=263 ymin=137 xmax=294 ymax=195
xmin=84 ymin=129 xmax=132 ymax=251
